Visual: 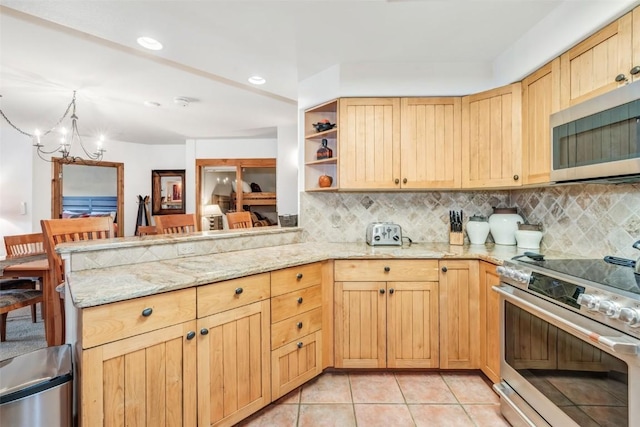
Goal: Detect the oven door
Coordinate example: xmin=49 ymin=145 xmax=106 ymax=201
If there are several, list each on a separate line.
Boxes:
xmin=493 ymin=284 xmax=640 ymax=427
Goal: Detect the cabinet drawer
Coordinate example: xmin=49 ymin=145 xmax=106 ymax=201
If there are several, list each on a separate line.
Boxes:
xmin=197 ymin=273 xmax=270 ymax=317
xmin=271 ymin=330 xmax=322 ymax=400
xmin=271 ymin=285 xmax=322 ymax=324
xmin=271 ymin=307 xmax=322 ymax=349
xmin=271 ymin=263 xmax=322 ymax=297
xmin=81 ymin=288 xmax=196 ymax=348
xmin=334 ymin=260 xmax=439 ymax=282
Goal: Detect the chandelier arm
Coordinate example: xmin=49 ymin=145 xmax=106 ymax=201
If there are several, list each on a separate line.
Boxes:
xmin=0 ymin=91 xmax=76 ymax=137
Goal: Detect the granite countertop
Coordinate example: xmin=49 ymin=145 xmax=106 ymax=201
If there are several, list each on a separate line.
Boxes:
xmin=67 ymin=241 xmax=540 ymax=308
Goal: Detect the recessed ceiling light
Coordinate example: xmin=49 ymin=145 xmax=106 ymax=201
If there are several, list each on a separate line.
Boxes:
xmin=144 ymin=101 xmax=161 ymax=107
xmin=248 ymin=75 xmax=266 ymax=85
xmin=137 ymin=36 xmax=163 ymax=51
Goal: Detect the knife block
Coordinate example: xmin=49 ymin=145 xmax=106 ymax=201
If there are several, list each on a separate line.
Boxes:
xmin=449 ymin=231 xmax=464 ymax=246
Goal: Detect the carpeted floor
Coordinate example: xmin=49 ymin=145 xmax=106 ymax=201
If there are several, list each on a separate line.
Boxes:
xmin=0 ymin=305 xmax=46 ymax=361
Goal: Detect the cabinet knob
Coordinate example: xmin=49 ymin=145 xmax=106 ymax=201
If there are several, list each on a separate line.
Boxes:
xmin=297 ymin=297 xmax=303 ymax=304
xmin=200 ymin=328 xmax=209 ymax=336
xmin=297 ymin=342 xmax=304 ymax=349
xmin=296 ymin=273 xmax=303 ymax=280
xmin=630 ymin=66 xmax=640 ymax=76
xmin=615 ymin=73 xmax=628 ymax=83
xmin=379 ymin=288 xmax=386 ymax=294
xmin=441 ymin=266 xmax=448 ymax=272
xmin=403 ymin=178 xmax=407 ymax=184
xmin=186 ymin=331 xmax=196 ymax=340
xmin=141 ymin=307 xmax=153 ymax=317
xmin=384 ymin=266 xmax=390 ymax=272
xmin=389 ymin=288 xmax=395 ymax=295
xmin=297 ymin=322 xmax=303 ymax=329
xmin=513 ymin=174 xmax=519 ymax=181
xmin=394 ymin=178 xmax=400 ymax=184
xmin=235 ymin=287 xmax=243 ymax=295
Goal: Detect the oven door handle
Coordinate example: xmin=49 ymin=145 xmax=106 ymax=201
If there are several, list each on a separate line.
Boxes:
xmin=493 ymin=285 xmax=639 ymax=356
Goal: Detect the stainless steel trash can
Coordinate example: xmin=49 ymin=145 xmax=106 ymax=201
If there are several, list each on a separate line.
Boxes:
xmin=0 ymin=344 xmax=72 ymax=427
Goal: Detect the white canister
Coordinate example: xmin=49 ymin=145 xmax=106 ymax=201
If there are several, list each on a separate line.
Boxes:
xmin=515 ymin=230 xmax=543 ymax=249
xmin=489 ymin=207 xmax=524 ymax=246
xmin=466 ymin=215 xmax=490 ymax=245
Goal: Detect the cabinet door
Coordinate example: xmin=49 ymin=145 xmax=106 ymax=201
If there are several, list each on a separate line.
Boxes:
xmin=334 ymin=281 xmax=386 ymax=368
xmin=439 ymin=260 xmax=480 ymax=369
xmin=461 ymin=83 xmax=522 ymax=189
xmin=197 ymin=300 xmax=271 ymax=427
xmin=479 ymin=262 xmax=501 ymax=384
xmin=386 ymin=281 xmax=439 ymax=368
xmin=521 ymin=59 xmax=560 ymax=185
xmin=559 ymin=11 xmax=634 ymax=107
xmin=81 ymin=321 xmax=198 ymax=427
xmin=272 ymin=330 xmax=322 ymax=400
xmin=633 ymin=7 xmax=640 ymax=83
xmin=400 ymin=97 xmax=461 ymax=189
xmin=339 ymin=98 xmax=401 ymax=189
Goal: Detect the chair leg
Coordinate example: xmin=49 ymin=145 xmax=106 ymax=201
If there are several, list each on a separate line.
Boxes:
xmin=1 ymin=312 xmax=7 ymax=342
xmin=31 ymin=304 xmax=37 ymax=323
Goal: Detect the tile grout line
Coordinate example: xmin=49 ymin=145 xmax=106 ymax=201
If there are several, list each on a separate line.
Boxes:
xmin=393 ymin=372 xmax=418 ymax=427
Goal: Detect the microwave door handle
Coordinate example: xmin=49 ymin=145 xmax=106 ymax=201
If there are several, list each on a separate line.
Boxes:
xmin=493 ymin=285 xmax=640 ymax=356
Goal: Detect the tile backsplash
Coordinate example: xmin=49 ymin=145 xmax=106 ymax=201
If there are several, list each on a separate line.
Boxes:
xmin=300 ymin=183 xmax=640 ymax=259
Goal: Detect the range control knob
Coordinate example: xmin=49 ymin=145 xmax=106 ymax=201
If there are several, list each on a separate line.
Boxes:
xmin=496 ymin=266 xmax=506 ymax=276
xmin=597 ymin=300 xmax=620 ymax=317
xmin=577 ymin=294 xmax=599 ymax=311
xmin=516 ymin=271 xmax=531 ymax=284
xmin=618 ymin=307 xmax=640 ymax=327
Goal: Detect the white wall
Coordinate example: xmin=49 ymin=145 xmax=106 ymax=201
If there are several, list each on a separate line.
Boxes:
xmin=277 ymin=125 xmax=299 ymax=216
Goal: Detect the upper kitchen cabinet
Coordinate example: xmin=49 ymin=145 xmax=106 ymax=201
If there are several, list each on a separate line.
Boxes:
xmin=304 ymin=99 xmax=339 ymax=191
xmin=461 ymin=83 xmax=522 ymax=189
xmin=559 ymin=8 xmax=640 ymax=108
xmin=400 ymin=97 xmax=462 ymax=189
xmin=521 ymin=58 xmax=560 ymax=185
xmin=339 ymin=97 xmax=401 ymax=189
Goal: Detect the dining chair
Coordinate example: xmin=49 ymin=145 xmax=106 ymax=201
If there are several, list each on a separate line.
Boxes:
xmin=0 ymin=289 xmax=44 ymax=341
xmin=2 ymin=232 xmax=46 ymax=322
xmin=137 ymin=225 xmax=159 ymax=236
xmin=154 ymin=213 xmax=197 ymax=234
xmin=226 ymin=211 xmax=253 ymax=229
xmin=41 ymin=216 xmax=116 ymax=344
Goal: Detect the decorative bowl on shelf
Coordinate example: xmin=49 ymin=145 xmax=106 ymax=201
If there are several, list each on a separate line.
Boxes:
xmin=312 ymin=121 xmax=336 ymax=132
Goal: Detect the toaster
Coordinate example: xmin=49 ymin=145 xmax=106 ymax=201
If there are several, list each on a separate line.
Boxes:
xmin=366 ymin=222 xmax=403 ymax=246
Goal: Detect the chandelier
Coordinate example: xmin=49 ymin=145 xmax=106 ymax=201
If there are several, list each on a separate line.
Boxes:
xmin=0 ymin=91 xmax=106 ymax=162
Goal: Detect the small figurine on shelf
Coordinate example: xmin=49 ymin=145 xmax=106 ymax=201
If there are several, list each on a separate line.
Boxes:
xmin=318 ymin=174 xmax=333 ymax=188
xmin=312 ymin=119 xmax=336 ymax=132
xmin=316 ymin=139 xmax=333 ymax=160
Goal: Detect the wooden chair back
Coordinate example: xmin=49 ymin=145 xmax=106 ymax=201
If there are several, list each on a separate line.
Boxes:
xmin=137 ymin=225 xmax=159 ymax=236
xmin=154 ymin=214 xmax=197 ymax=234
xmin=227 ymin=211 xmax=253 ymax=229
xmin=4 ymin=233 xmax=45 ymax=257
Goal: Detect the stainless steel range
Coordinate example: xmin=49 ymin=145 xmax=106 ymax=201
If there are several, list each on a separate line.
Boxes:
xmin=493 ymin=249 xmax=640 ymax=427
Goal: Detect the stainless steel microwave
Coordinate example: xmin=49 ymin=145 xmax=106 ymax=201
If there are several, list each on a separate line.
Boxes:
xmin=550 ymin=80 xmax=640 ymax=184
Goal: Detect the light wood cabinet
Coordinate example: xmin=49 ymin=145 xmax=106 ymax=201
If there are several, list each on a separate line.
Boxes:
xmin=304 ymin=99 xmax=339 ymax=191
xmin=479 ymin=261 xmax=501 ymax=384
xmin=521 ymin=59 xmax=560 ymax=185
xmin=334 ymin=260 xmax=440 ymax=369
xmin=560 ymin=8 xmax=640 ymax=108
xmin=439 ymin=260 xmax=480 ymax=369
xmin=461 ymin=83 xmax=522 ymax=189
xmin=400 ymin=97 xmax=462 ymax=189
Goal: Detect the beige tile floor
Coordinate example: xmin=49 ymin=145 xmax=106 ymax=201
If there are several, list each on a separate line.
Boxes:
xmin=237 ymin=371 xmax=510 ymax=427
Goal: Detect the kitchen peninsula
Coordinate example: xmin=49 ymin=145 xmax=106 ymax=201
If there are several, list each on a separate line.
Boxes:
xmin=61 ymin=227 xmax=540 ymax=426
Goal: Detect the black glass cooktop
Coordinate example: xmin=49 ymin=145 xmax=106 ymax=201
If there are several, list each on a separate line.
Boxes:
xmin=517 ymin=257 xmax=640 ymax=296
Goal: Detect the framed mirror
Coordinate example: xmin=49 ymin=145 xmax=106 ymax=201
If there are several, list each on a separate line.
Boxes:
xmin=152 ymin=169 xmax=186 ymax=215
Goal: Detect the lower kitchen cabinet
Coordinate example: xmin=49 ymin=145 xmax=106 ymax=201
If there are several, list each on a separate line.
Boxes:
xmin=80 ymin=321 xmax=198 ymax=426
xmin=271 ymin=330 xmax=322 ymax=399
xmin=479 ymin=261 xmax=501 ymax=383
xmin=197 ymin=300 xmax=271 ymax=427
xmin=439 ymin=260 xmax=480 ymax=369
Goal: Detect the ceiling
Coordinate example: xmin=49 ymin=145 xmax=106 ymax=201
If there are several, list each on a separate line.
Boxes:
xmin=0 ymin=0 xmax=637 ymax=146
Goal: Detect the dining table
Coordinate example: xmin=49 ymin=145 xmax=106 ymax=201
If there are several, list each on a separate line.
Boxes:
xmin=0 ymin=254 xmax=63 ymax=347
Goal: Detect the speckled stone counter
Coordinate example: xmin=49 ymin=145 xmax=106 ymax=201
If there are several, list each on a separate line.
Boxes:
xmin=66 ymin=240 xmax=543 ymax=308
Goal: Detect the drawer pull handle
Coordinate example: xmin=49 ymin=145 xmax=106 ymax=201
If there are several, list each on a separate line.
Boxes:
xmin=186 ymin=331 xmax=196 ymax=340
xmin=297 ymin=297 xmax=303 ymax=304
xmin=379 ymin=288 xmax=385 ymax=294
xmin=235 ymin=287 xmax=243 ymax=295
xmin=384 ymin=266 xmax=390 ymax=272
xmin=441 ymin=266 xmax=448 ymax=273
xmin=296 ymin=273 xmax=303 ymax=280
xmin=200 ymin=328 xmax=209 ymax=336
xmin=389 ymin=288 xmax=395 ymax=294
xmin=141 ymin=308 xmax=153 ymax=317
xmin=297 ymin=322 xmax=303 ymax=329
xmin=631 ymin=66 xmax=640 ymax=75
xmin=297 ymin=342 xmax=303 ymax=349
